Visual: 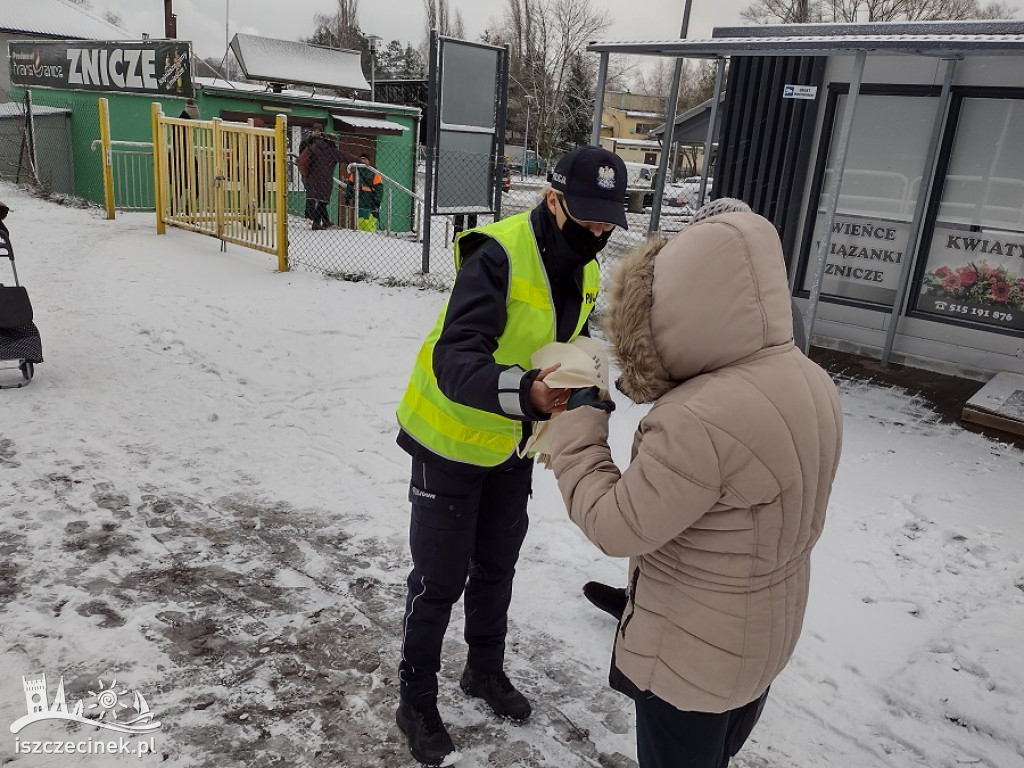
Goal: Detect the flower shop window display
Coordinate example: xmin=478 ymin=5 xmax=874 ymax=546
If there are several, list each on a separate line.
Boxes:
xmin=916 ymin=95 xmax=1024 ymax=333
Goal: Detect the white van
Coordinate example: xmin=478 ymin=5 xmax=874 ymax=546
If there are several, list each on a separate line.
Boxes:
xmin=623 ymin=161 xmax=659 ymax=189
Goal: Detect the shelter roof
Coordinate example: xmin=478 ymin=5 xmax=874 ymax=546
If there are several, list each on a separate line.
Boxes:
xmin=588 ymin=20 xmax=1024 ymax=58
xmin=332 ymin=114 xmax=409 ymax=134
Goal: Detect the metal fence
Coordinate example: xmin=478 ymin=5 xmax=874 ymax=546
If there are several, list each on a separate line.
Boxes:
xmin=284 ymin=143 xmax=693 ymax=307
xmin=0 ymin=87 xmax=88 ymax=201
xmin=153 ymin=106 xmax=287 ymax=269
xmin=0 ymin=92 xmax=694 ymax=309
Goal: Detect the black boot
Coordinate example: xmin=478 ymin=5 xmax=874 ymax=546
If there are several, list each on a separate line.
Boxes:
xmin=396 ymin=699 xmax=456 ymax=766
xmin=583 ymin=581 xmax=628 ymax=618
xmin=459 ymin=667 xmax=532 ymax=722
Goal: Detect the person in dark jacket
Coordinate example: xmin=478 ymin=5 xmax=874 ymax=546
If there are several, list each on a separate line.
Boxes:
xmin=345 ymin=153 xmax=383 ymax=231
xmin=171 ymin=99 xmax=200 ymax=214
xmin=300 ymin=126 xmax=359 ymax=230
xmin=298 ymin=124 xmax=320 ymax=221
xmin=178 ymin=98 xmax=199 ymax=120
xmin=393 ymin=145 xmax=629 ymax=766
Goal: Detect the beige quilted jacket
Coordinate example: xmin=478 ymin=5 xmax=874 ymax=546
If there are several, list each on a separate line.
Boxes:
xmin=548 ymin=211 xmax=843 ymax=714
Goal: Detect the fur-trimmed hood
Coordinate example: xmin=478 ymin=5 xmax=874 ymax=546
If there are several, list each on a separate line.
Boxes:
xmin=605 ymin=211 xmax=795 ymax=403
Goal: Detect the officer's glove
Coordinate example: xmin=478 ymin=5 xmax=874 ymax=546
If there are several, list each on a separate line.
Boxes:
xmin=566 ymin=386 xmax=615 ymax=413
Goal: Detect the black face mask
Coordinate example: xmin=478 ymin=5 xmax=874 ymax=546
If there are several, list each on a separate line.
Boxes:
xmin=556 ymin=197 xmax=612 ymax=265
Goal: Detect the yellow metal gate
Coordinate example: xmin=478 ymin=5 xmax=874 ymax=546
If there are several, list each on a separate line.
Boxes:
xmin=151 ymin=103 xmax=289 ymax=271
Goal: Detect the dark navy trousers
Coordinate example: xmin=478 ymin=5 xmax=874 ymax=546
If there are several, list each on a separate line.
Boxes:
xmin=399 ymin=454 xmax=532 ymax=705
xmin=634 ymin=688 xmax=769 ymax=768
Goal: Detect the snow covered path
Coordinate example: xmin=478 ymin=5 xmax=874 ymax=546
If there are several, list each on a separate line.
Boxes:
xmin=0 ymin=184 xmax=1021 ymax=767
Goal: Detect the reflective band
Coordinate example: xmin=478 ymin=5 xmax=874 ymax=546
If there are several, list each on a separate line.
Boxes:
xmin=499 ymin=366 xmax=525 ymax=391
xmin=499 ymin=391 xmax=524 ymax=418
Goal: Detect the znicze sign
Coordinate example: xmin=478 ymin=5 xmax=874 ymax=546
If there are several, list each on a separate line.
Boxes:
xmin=9 ymin=40 xmax=193 ymax=97
xmin=805 ymin=213 xmax=908 ymax=305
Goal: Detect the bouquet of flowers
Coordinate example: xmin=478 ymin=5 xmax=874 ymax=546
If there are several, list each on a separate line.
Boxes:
xmin=923 ymin=260 xmax=1024 ymax=311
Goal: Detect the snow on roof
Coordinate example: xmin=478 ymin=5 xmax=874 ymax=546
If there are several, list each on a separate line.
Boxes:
xmin=229 ymin=33 xmax=370 ymax=92
xmin=193 ymin=76 xmax=420 ymax=117
xmin=625 ymin=110 xmax=663 ymax=119
xmin=332 ymin=114 xmax=409 ymax=134
xmin=0 ymin=0 xmax=132 ymax=40
xmin=0 ymin=102 xmax=69 ymax=118
xmin=608 ymin=137 xmax=660 ymax=147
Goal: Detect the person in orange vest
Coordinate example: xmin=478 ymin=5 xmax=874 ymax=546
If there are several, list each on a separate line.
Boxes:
xmin=345 ymin=153 xmax=383 ymax=231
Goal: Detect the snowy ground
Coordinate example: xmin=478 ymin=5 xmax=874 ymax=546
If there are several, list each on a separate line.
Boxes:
xmin=0 ymin=181 xmax=1022 ymax=768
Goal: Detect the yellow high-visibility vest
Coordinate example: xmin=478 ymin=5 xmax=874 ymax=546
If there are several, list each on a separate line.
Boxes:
xmin=396 ymin=212 xmax=599 ymax=466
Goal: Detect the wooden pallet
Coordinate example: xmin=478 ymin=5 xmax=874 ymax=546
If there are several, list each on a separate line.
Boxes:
xmin=960 ymin=371 xmax=1024 ymax=438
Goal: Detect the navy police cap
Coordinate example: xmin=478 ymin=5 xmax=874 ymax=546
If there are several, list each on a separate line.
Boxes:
xmin=549 ymin=145 xmax=628 ymax=230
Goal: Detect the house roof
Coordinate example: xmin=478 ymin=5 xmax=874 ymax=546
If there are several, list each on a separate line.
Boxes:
xmin=0 ymin=102 xmax=69 ymax=118
xmin=650 ymin=94 xmax=727 ymax=141
xmin=0 ymin=0 xmax=131 ymax=40
xmin=606 ymin=137 xmax=660 ymax=148
xmin=193 ymin=77 xmax=420 ymax=117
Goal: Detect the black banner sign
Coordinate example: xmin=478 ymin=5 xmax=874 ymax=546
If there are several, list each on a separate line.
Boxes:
xmin=9 ymin=40 xmax=193 ymax=97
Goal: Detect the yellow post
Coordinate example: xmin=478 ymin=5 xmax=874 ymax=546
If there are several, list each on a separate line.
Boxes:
xmin=151 ymin=102 xmax=165 ymax=235
xmin=275 ymin=114 xmax=289 ymax=272
xmin=98 ymin=98 xmax=116 ymax=219
xmin=212 ymin=118 xmax=224 ymax=242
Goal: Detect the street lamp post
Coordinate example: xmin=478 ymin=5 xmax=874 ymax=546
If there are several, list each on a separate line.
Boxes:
xmin=521 ymin=95 xmax=533 ymax=180
xmin=367 ymin=35 xmax=381 ymax=102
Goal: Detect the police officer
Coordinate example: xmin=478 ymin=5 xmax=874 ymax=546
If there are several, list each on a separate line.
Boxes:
xmin=394 ymin=145 xmax=629 ymax=765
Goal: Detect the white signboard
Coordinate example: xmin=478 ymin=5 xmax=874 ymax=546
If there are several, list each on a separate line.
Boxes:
xmin=783 ymin=85 xmax=817 ymax=100
xmin=916 ymin=223 xmax=1024 ymax=331
xmin=805 ymin=213 xmax=908 ymax=304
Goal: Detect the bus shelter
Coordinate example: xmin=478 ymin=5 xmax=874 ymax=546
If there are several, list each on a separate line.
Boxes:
xmin=588 ymin=21 xmax=1024 ymax=378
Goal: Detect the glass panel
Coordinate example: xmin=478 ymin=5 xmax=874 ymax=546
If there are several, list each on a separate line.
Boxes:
xmin=802 ymin=94 xmax=938 ymax=305
xmin=916 ymin=97 xmax=1024 ymax=332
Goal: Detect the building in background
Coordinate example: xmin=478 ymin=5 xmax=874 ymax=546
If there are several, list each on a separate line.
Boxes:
xmin=598 ymin=90 xmax=664 ymax=166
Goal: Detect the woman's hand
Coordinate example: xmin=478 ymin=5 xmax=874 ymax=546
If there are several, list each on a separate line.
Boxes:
xmin=529 ymin=364 xmax=571 ymax=415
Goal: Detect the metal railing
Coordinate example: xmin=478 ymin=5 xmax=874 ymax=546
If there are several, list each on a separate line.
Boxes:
xmin=152 ymin=104 xmax=289 ymax=271
xmin=335 ymin=162 xmax=424 ymax=239
xmin=91 ymin=137 xmax=155 ymax=212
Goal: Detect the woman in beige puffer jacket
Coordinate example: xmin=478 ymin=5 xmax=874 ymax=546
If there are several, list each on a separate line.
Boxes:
xmin=546 ymin=210 xmax=843 ymax=768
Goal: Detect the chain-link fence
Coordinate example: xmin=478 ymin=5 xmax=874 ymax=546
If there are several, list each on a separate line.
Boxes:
xmin=0 ymin=93 xmax=695 ymax=311
xmin=0 ymin=87 xmax=94 ymax=203
xmin=283 ymin=141 xmax=695 ymax=310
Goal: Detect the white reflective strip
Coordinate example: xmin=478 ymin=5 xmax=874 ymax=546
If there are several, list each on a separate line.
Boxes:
xmin=498 ymin=366 xmax=525 ymax=391
xmin=499 ymin=391 xmax=525 ymax=418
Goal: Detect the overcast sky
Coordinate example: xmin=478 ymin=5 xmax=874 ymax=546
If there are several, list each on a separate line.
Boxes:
xmin=90 ymin=0 xmax=751 ymax=63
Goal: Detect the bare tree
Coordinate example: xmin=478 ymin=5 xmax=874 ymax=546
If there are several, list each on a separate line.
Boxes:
xmin=424 ymin=0 xmax=465 ymax=38
xmin=488 ymin=0 xmax=611 ymax=158
xmin=743 ymin=0 xmax=1016 ymax=23
xmin=307 ymin=0 xmax=363 ymax=50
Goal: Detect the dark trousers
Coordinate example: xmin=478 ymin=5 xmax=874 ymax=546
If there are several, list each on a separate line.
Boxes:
xmin=399 ymin=455 xmax=532 ymax=705
xmin=310 ymin=200 xmax=329 ymax=226
xmin=303 ymin=196 xmax=315 ymax=219
xmin=634 ymin=688 xmax=769 ymax=768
